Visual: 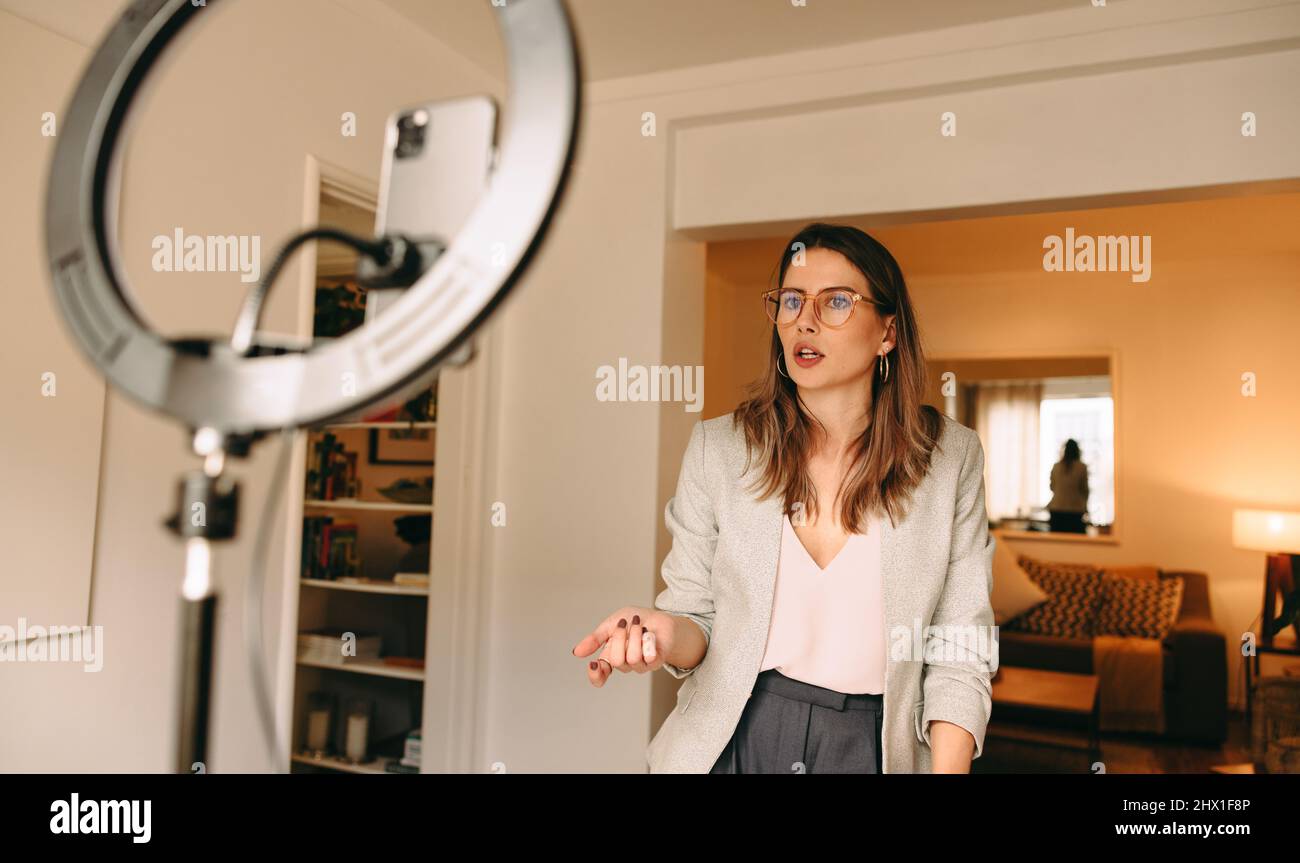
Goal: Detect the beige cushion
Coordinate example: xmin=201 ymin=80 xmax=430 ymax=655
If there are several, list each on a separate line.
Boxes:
xmin=990 ymin=531 xmax=1049 ymax=626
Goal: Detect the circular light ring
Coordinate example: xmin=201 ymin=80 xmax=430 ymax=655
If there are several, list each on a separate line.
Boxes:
xmin=46 ymin=0 xmax=581 ymax=434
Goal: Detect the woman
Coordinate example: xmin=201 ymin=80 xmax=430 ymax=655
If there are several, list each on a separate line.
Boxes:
xmin=1047 ymin=438 xmax=1089 ymax=533
xmin=571 ymin=222 xmax=997 ymax=773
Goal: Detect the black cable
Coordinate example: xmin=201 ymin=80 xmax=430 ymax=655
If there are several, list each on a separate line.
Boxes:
xmin=231 ymin=227 xmax=395 ymax=357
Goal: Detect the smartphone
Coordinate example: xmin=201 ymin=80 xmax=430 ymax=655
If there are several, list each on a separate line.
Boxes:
xmin=342 ymin=97 xmax=497 ymax=422
xmin=362 ymin=96 xmax=499 ymax=325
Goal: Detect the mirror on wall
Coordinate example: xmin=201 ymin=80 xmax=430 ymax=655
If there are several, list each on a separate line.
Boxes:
xmin=925 ymin=354 xmax=1117 ymax=542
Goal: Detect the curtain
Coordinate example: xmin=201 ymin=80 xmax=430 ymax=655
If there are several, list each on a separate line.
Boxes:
xmin=973 ymin=381 xmax=1043 ymax=521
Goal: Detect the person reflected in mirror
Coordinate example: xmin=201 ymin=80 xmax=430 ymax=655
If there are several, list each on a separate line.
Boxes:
xmin=1047 ymin=438 xmax=1089 ymax=533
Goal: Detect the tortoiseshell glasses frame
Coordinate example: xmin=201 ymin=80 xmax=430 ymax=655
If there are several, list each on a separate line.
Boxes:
xmin=762 ymin=287 xmax=880 ymax=328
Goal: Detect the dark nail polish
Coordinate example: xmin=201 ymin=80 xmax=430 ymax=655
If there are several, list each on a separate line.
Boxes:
xmin=632 ymin=615 xmax=640 ymax=625
xmin=590 ymin=661 xmax=598 ymax=670
xmin=618 ymin=618 xmax=627 ymax=628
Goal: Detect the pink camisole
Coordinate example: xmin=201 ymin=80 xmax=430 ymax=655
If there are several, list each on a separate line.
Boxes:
xmin=757 ymin=512 xmax=886 ymax=694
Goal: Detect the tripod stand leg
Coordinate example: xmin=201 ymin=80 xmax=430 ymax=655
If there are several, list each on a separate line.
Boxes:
xmin=176 ymin=594 xmax=218 ymax=774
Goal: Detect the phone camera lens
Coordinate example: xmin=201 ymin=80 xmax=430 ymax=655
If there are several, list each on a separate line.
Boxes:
xmin=395 ymin=111 xmax=428 ymax=159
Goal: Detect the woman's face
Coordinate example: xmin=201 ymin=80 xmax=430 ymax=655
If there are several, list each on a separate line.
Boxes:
xmin=776 ymin=247 xmax=895 ymax=393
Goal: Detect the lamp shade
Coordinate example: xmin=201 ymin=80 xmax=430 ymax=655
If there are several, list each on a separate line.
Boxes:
xmin=1232 ymin=509 xmax=1300 ymax=554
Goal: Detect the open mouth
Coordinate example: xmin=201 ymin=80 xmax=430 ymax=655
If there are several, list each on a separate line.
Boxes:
xmin=792 ymin=344 xmax=824 ymax=367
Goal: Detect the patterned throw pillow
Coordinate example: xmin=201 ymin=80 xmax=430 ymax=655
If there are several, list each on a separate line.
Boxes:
xmin=1002 ymin=556 xmax=1104 ymax=638
xmin=1094 ymin=572 xmax=1184 ymax=639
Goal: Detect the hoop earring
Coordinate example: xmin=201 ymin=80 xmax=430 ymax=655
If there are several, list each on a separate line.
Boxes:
xmin=777 ymin=353 xmax=791 ymax=379
xmin=878 ymin=352 xmax=889 ymax=383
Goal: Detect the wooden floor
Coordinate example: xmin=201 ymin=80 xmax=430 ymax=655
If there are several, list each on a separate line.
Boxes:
xmin=974 ymin=711 xmax=1253 ymax=774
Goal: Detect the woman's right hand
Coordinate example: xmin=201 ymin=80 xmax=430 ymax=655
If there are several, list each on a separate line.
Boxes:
xmin=571 ymin=607 xmax=676 ymax=687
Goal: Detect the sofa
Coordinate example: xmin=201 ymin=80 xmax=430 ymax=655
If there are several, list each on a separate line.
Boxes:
xmin=997 ymin=558 xmax=1228 ymax=746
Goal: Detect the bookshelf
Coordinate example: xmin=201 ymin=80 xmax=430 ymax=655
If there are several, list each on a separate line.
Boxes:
xmin=305 ymin=499 xmax=434 ymax=513
xmin=284 ymin=186 xmax=436 ymax=773
xmin=288 ymin=292 xmax=437 ymax=773
xmin=279 ymin=167 xmax=493 ymax=775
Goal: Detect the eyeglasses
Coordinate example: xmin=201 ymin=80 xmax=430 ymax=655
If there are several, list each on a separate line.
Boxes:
xmin=762 ymin=288 xmax=878 ymax=328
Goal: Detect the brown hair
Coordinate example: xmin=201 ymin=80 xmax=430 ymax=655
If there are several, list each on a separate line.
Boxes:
xmin=732 ymin=222 xmax=944 ymax=532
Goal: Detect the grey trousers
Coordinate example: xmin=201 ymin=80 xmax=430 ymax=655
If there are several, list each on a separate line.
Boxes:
xmin=709 ymin=668 xmax=884 ymax=774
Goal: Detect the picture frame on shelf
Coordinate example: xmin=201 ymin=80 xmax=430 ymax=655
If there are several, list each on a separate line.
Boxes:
xmin=369 ymin=427 xmax=434 ymax=466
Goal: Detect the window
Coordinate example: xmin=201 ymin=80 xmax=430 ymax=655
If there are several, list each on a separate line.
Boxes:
xmin=1039 ymin=390 xmax=1113 ymax=527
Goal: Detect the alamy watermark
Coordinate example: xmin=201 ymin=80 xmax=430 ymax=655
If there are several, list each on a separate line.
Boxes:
xmin=1043 ymin=228 xmax=1151 ymax=283
xmin=151 ymin=228 xmax=261 ymax=284
xmin=0 ymin=618 xmax=104 ymax=672
xmin=50 ymin=794 xmax=150 ymax=843
xmin=888 ymin=618 xmax=999 ymax=666
xmin=595 ymin=358 xmax=703 ymax=413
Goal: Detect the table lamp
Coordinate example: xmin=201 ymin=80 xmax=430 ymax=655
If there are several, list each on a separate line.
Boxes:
xmin=1233 ymin=509 xmax=1300 ymax=644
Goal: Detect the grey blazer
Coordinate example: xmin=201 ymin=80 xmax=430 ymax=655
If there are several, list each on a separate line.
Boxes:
xmin=646 ymin=410 xmax=999 ymax=773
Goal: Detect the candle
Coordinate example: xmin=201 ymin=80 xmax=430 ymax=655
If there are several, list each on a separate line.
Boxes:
xmin=345 ymin=711 xmax=369 ymax=762
xmin=306 ymin=708 xmax=330 ymax=752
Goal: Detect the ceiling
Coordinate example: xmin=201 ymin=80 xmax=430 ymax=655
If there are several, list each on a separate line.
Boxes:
xmin=0 ymin=0 xmax=121 ymax=47
xmin=1 ymin=0 xmax=1099 ymax=82
xmin=378 ymin=0 xmax=1095 ymax=82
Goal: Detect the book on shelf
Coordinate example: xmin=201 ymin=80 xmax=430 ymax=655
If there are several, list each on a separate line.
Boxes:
xmin=297 ymin=628 xmax=382 ymax=664
xmin=362 ymin=382 xmax=438 ymax=424
xmin=307 ymin=432 xmax=361 ymax=501
xmin=393 ymin=572 xmax=430 ymax=588
xmin=381 ymin=656 xmax=424 ymax=670
xmin=403 ymin=728 xmax=421 ymax=767
xmin=322 ymin=523 xmax=358 ymax=579
xmin=300 ymin=516 xmax=359 ymax=581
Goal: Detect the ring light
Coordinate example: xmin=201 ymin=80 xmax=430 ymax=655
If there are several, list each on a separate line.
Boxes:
xmin=46 ymin=0 xmax=581 ymax=435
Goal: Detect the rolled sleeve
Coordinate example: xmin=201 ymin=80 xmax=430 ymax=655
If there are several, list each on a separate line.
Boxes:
xmin=661 ymin=615 xmax=711 ymax=678
xmin=654 ymin=420 xmax=717 ymax=679
xmin=919 ymin=427 xmax=999 ymax=760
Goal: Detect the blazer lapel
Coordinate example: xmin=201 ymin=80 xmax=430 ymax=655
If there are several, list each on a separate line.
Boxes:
xmin=879 ymin=509 xmax=903 ymax=691
xmin=743 ymin=493 xmax=786 ymax=662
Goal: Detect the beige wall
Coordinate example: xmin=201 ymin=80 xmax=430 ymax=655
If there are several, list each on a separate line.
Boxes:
xmin=671 ymin=2 xmax=1300 ymax=232
xmin=0 ymin=4 xmax=106 ymax=739
xmin=921 ymin=358 xmax=1112 ymax=414
xmin=702 ymin=241 xmax=780 ymax=420
xmin=0 ymin=0 xmax=501 ymax=772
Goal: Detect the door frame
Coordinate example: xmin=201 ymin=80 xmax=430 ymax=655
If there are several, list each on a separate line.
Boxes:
xmin=274 ymin=154 xmax=496 ymax=772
